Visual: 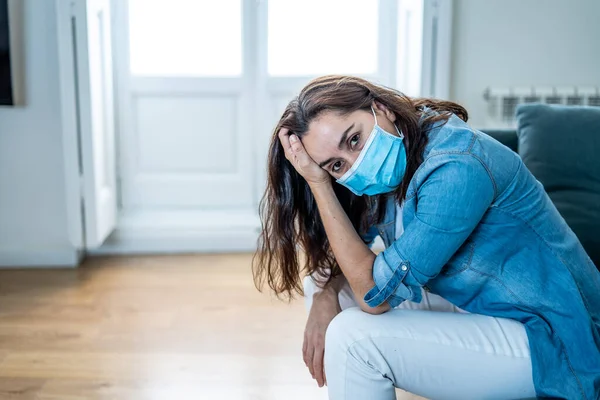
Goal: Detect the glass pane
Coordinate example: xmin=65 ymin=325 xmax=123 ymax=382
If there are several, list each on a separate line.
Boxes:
xmin=268 ymin=0 xmax=378 ymax=76
xmin=396 ymin=0 xmax=423 ymax=96
xmin=128 ymin=0 xmax=242 ymax=76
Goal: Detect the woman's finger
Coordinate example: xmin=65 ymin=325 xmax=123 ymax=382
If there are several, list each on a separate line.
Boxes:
xmin=313 ymin=345 xmax=325 ymax=387
xmin=289 ymin=135 xmax=315 ymax=170
xmin=279 ymin=128 xmax=297 ymax=163
xmin=302 ymin=333 xmax=309 ymax=367
xmin=307 ymin=346 xmax=316 ymax=378
xmin=278 ymin=127 xmax=292 ymax=153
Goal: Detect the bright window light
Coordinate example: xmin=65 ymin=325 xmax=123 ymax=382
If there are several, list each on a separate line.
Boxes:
xmin=268 ymin=0 xmax=379 ymax=76
xmin=128 ymin=0 xmax=242 ymax=76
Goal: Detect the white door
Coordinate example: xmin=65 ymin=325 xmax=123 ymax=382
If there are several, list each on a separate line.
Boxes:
xmin=107 ymin=0 xmax=449 ymax=253
xmin=57 ymin=0 xmax=118 ymax=249
xmin=111 ymin=0 xmax=258 ymax=249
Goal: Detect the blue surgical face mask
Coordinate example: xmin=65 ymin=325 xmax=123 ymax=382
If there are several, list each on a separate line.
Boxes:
xmin=336 ymin=107 xmax=407 ymax=196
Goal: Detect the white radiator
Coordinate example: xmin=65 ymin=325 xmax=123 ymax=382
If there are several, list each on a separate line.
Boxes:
xmin=483 ymin=86 xmax=600 ymax=129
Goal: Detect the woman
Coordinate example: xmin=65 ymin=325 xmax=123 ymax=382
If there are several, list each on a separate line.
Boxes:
xmin=252 ymin=75 xmax=600 ymax=399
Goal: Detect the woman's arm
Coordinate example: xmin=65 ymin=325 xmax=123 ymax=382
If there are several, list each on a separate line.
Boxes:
xmin=364 ymin=155 xmax=495 ymax=308
xmin=280 ymin=130 xmax=389 ymax=314
xmin=310 ymin=182 xmax=390 ymax=314
xmin=309 ymin=271 xmax=347 ymax=296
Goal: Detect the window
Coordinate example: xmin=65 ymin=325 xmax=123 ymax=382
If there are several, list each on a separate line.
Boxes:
xmin=128 ymin=0 xmax=242 ymax=76
xmin=267 ymin=0 xmax=379 ymax=76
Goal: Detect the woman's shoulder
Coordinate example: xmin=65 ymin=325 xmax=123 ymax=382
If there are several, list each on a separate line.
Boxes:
xmin=423 ymin=113 xmax=478 ymax=158
xmin=406 ymin=148 xmax=498 ymax=202
xmin=419 ymin=114 xmax=521 ymax=187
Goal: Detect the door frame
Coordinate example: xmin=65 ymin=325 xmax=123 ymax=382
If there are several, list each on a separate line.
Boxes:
xmin=56 ymin=0 xmax=85 ymax=251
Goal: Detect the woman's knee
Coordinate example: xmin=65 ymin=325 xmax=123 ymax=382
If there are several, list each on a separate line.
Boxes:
xmin=324 ymin=308 xmax=387 ymax=383
xmin=325 ymin=307 xmax=366 ymax=351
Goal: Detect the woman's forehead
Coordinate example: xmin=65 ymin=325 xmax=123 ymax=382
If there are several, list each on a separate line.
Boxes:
xmin=306 ymin=109 xmax=367 ymax=138
xmin=302 ymin=110 xmax=368 ymax=162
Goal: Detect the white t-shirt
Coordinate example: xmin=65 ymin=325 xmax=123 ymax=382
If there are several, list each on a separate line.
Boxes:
xmin=395 ymin=203 xmax=404 ymax=240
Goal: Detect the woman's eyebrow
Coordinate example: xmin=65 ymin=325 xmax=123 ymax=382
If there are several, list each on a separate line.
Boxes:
xmin=318 ymin=157 xmax=335 ymax=168
xmin=317 ymin=123 xmax=357 ymax=168
xmin=337 ymin=123 xmax=355 ymax=150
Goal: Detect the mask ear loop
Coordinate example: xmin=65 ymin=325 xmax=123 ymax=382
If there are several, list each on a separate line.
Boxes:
xmin=372 ymin=105 xmax=404 ymax=139
xmin=371 ymin=106 xmax=379 ymax=126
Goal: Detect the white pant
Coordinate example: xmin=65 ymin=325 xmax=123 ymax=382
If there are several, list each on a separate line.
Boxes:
xmin=303 ymin=277 xmax=536 ymax=400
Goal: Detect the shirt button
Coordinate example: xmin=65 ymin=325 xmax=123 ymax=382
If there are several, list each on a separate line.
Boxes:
xmin=401 ymin=265 xmax=408 ymax=271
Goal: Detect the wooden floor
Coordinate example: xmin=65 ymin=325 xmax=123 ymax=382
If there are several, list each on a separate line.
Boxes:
xmin=0 ymin=254 xmax=425 ymax=400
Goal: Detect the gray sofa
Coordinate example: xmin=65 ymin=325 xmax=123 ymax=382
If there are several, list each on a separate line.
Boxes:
xmin=481 ymin=104 xmax=600 ymax=268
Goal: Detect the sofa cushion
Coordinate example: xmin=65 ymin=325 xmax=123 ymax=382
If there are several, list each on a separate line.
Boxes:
xmin=482 ymin=129 xmax=519 ymax=153
xmin=516 ymin=103 xmax=600 ymax=266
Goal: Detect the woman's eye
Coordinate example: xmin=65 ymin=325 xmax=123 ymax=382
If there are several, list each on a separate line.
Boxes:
xmin=350 ymin=134 xmax=360 ymax=149
xmin=332 ymin=161 xmax=343 ymax=173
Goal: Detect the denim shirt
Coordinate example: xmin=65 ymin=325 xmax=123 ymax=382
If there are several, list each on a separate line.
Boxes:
xmin=361 ymin=114 xmax=600 ymax=399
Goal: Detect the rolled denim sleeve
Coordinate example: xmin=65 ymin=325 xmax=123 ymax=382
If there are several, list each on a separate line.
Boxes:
xmin=364 ymin=155 xmax=496 ymax=308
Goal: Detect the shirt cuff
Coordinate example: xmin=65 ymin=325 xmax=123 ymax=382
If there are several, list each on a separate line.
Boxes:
xmin=363 ymin=251 xmax=422 ymax=308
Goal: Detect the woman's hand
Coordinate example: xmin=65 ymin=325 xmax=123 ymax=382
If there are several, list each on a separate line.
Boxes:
xmin=279 ymin=128 xmax=330 ymax=187
xmin=303 ymin=287 xmax=341 ymax=387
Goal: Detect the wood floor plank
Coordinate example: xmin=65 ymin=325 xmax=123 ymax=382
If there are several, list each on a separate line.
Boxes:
xmin=0 ymin=254 xmax=425 ymax=399
xmin=0 ymin=377 xmax=47 ymax=400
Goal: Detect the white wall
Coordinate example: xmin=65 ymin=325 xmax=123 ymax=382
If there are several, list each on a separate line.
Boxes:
xmin=450 ymin=0 xmax=600 ymax=127
xmin=0 ymin=0 xmax=78 ymax=266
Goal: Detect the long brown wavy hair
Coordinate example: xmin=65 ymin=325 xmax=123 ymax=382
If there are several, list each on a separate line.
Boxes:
xmin=252 ymin=75 xmax=467 ymax=300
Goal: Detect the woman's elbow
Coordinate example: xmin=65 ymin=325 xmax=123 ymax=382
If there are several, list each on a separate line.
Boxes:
xmin=359 ymin=301 xmax=391 ymax=315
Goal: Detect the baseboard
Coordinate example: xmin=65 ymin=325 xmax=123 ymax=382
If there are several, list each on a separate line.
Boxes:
xmin=89 ymin=228 xmax=260 ymax=255
xmin=87 ymin=208 xmax=262 ymax=255
xmin=0 ymin=248 xmax=82 ymax=268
